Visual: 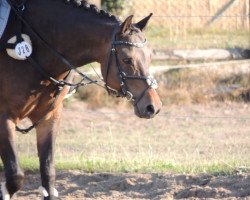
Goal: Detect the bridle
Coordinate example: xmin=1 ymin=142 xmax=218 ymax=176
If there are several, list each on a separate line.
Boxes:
xmin=2 ymin=0 xmax=101 ymax=133
xmin=105 ymin=25 xmax=158 ymax=106
xmin=1 ymin=1 xmax=157 ymax=133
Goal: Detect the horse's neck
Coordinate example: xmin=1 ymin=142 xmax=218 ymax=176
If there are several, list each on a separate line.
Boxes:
xmin=26 ymin=0 xmax=117 ymax=76
xmin=63 ymin=20 xmax=117 ymax=66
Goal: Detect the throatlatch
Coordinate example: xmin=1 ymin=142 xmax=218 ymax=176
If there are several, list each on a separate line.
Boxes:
xmin=105 ymin=25 xmax=158 ymax=105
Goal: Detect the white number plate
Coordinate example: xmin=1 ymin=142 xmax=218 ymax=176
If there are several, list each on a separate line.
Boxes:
xmin=15 ymin=41 xmax=32 ymax=60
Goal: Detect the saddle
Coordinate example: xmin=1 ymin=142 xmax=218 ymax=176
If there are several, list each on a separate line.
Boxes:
xmin=0 ymin=0 xmax=11 ymax=39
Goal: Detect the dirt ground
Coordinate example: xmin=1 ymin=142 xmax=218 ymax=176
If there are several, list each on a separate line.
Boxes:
xmin=6 ymin=170 xmax=250 ymax=199
xmin=2 ymin=101 xmax=250 ymax=199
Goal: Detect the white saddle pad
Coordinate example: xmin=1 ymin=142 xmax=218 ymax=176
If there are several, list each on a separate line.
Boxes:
xmin=0 ymin=0 xmax=10 ymax=39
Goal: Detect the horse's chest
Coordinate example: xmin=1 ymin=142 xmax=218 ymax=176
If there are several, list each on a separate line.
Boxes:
xmin=25 ymin=86 xmax=68 ymax=121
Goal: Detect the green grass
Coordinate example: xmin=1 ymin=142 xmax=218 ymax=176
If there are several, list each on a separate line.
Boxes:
xmin=1 ymin=103 xmax=249 ymax=175
xmin=55 ymin=160 xmax=250 ymax=175
xmin=1 ymin=156 xmax=248 ymax=175
xmin=145 ymin=26 xmax=250 ymax=49
xmin=1 ymin=62 xmax=250 ymax=175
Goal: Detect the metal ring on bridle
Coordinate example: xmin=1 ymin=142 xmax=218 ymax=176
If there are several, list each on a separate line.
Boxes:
xmin=105 ymin=25 xmax=157 ymax=105
xmin=18 ymin=5 xmax=25 ymax=11
xmin=126 ymin=91 xmax=134 ymax=101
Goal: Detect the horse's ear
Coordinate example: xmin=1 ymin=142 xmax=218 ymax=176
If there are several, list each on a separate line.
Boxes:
xmin=136 ymin=13 xmax=153 ymax=31
xmin=120 ymin=15 xmax=134 ymax=34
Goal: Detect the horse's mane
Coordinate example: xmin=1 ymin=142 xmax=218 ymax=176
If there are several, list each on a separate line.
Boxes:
xmin=65 ymin=0 xmax=120 ymax=22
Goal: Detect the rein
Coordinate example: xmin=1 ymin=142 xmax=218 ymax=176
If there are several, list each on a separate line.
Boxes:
xmin=1 ymin=0 xmax=157 ymax=133
xmin=3 ymin=0 xmax=101 ymax=133
xmin=5 ymin=0 xmax=99 ymax=88
xmin=105 ymin=26 xmax=158 ymax=105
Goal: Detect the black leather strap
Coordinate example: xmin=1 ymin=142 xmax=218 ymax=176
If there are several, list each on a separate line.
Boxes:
xmin=3 ymin=0 xmax=99 ymax=133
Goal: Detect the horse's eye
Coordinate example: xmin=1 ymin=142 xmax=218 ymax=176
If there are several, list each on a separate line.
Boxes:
xmin=123 ymin=58 xmax=133 ymax=65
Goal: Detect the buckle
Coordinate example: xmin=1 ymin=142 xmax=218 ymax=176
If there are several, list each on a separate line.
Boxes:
xmin=107 ymin=86 xmax=120 ymax=97
xmin=17 ymin=5 xmax=25 ymax=11
xmin=126 ymin=91 xmax=134 ymax=101
xmin=146 ymin=76 xmax=158 ymax=89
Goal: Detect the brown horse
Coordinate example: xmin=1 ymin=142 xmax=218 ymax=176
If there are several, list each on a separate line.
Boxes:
xmin=0 ymin=0 xmax=162 ymax=199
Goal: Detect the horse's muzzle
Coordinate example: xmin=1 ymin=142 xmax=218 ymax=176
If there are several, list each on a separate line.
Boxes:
xmin=134 ymin=102 xmax=162 ymax=119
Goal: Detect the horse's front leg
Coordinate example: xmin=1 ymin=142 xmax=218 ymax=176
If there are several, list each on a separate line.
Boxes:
xmin=0 ymin=114 xmax=24 ymax=200
xmin=35 ymin=105 xmax=62 ymax=200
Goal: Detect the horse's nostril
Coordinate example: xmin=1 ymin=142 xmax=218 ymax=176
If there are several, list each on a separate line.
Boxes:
xmin=146 ymin=104 xmax=155 ymax=115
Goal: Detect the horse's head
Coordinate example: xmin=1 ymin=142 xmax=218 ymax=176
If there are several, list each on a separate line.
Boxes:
xmin=103 ymin=14 xmax=162 ymax=119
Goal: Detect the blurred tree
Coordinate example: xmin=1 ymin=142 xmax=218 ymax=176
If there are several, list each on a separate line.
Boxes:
xmin=101 ymin=0 xmax=126 ymax=14
xmin=88 ymin=0 xmax=101 ymax=8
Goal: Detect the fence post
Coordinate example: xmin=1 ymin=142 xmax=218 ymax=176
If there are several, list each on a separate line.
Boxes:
xmin=248 ymin=0 xmax=250 ymax=29
xmin=206 ymin=0 xmax=236 ymax=27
